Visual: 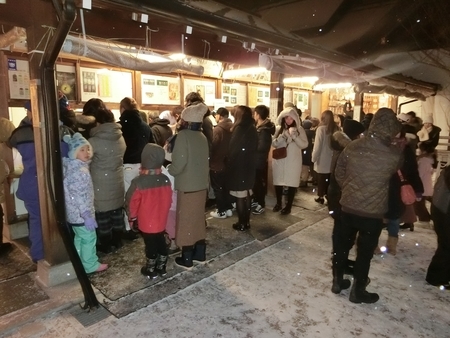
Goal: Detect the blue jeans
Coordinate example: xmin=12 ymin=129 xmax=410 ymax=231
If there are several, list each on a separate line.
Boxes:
xmin=386 ymin=218 xmax=400 ymax=238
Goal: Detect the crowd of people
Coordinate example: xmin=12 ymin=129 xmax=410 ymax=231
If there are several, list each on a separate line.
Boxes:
xmin=0 ymin=96 xmax=449 ymax=304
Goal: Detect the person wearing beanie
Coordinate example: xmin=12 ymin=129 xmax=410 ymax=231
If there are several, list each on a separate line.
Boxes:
xmin=62 ymin=133 xmax=108 ymax=273
xmin=419 ymin=114 xmax=441 ymax=152
xmin=333 ymin=108 xmax=402 ymax=304
xmin=125 ymin=144 xmax=172 ymax=278
xmin=168 ymin=97 xmax=209 ymax=268
xmin=7 ymin=101 xmax=70 ymax=263
xmin=327 ymin=119 xmax=364 ymax=281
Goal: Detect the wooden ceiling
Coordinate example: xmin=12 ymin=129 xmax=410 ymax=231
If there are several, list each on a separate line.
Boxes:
xmin=1 ymin=0 xmax=450 ymax=87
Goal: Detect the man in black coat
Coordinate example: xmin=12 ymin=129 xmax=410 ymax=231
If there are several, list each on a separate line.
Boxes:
xmin=119 ymin=97 xmax=154 ymax=239
xmin=252 ymin=105 xmax=275 ymax=215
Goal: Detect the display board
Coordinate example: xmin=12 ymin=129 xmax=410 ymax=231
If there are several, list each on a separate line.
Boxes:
xmin=222 ymin=83 xmax=247 ymax=106
xmin=248 ymin=85 xmax=270 ymax=108
xmin=80 ymin=67 xmax=132 ymax=102
xmin=293 ymin=90 xmax=309 ymax=111
xmin=184 ymin=78 xmax=216 ymax=105
xmin=141 ymin=74 xmax=180 ymax=105
xmin=56 ymin=64 xmax=77 ymax=101
xmin=7 ymin=58 xmax=30 ymax=100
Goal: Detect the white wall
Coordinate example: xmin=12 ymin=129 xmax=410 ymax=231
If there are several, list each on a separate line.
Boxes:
xmin=9 ymin=107 xmax=26 ymax=127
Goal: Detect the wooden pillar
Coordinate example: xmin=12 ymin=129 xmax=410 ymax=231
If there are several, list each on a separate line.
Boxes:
xmin=354 ymin=88 xmax=364 ymax=122
xmin=26 ymin=15 xmax=69 ymax=267
xmin=0 ymin=51 xmax=17 ymax=225
xmin=269 ymin=72 xmax=284 ymax=120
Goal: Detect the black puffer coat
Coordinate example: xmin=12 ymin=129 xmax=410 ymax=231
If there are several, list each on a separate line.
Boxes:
xmin=255 ymin=119 xmax=275 ymax=170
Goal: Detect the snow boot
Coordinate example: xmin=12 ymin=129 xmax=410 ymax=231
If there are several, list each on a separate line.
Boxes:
xmin=192 ymin=240 xmax=206 ymax=262
xmin=331 ymin=267 xmax=351 ymax=294
xmin=349 ymin=279 xmax=379 ymax=304
xmin=97 ymin=234 xmax=113 ymax=254
xmin=175 ymin=246 xmax=194 ymax=268
xmin=155 ymin=255 xmax=168 ymax=276
xmin=141 ymin=258 xmax=158 ymax=279
xmin=111 ymin=229 xmax=123 ymax=250
xmin=386 ymin=236 xmax=398 ymax=255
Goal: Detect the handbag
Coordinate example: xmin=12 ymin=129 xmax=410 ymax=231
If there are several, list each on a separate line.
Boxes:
xmin=272 ymin=146 xmax=287 ymax=160
xmin=398 ymin=170 xmax=416 ymax=205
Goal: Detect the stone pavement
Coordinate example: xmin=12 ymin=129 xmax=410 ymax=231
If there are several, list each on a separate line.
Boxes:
xmin=1 ymin=189 xmax=449 ymax=338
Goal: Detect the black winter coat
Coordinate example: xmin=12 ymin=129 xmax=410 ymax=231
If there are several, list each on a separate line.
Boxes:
xmin=150 ymin=118 xmax=173 ymax=147
xmin=226 ymin=122 xmax=258 ymax=191
xmin=255 ymin=119 xmax=275 ymax=170
xmin=119 ymin=110 xmax=154 ymax=164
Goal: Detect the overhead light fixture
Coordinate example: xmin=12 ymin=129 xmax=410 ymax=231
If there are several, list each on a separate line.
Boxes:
xmin=274 ymin=49 xmax=280 ymax=55
xmin=313 ymin=82 xmax=352 ymax=90
xmin=82 ymin=0 xmax=92 ymax=9
xmin=284 ymin=77 xmax=318 ymax=84
xmin=169 ymin=53 xmax=186 ymax=61
xmin=223 ymin=67 xmax=267 ymax=78
xmin=132 ymin=13 xmax=149 ymax=23
xmin=186 ymin=25 xmax=193 ymax=34
xmin=219 ymin=35 xmax=227 ymax=43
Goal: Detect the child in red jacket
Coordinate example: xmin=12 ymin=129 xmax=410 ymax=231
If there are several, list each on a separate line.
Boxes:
xmin=125 ymin=144 xmax=172 ymax=278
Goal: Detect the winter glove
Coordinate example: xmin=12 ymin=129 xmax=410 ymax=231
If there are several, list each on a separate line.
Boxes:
xmin=81 ymin=211 xmax=98 ymax=231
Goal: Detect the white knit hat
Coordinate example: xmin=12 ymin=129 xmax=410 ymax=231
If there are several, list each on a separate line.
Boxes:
xmin=422 ymin=114 xmax=433 ymax=124
xmin=180 ymin=103 xmax=208 ymax=123
xmin=397 ymin=113 xmax=410 ymax=123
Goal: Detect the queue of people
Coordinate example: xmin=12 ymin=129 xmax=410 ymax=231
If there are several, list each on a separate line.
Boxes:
xmin=2 ymin=98 xmax=448 ymax=304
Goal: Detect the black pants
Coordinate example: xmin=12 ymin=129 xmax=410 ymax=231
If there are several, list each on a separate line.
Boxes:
xmin=426 ymin=205 xmax=450 ymax=285
xmin=333 ymin=211 xmax=382 ymax=284
xmin=253 ymin=167 xmax=268 ymax=208
xmin=210 ymin=169 xmax=232 ymax=212
xmin=0 ymin=204 xmax=4 ymax=244
xmin=141 ymin=231 xmax=168 ymax=259
xmin=317 ymin=173 xmax=331 ymax=198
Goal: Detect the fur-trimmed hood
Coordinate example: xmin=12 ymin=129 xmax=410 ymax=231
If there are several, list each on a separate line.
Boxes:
xmin=277 ymin=107 xmax=301 ymax=128
xmin=330 ymin=130 xmax=351 ymax=151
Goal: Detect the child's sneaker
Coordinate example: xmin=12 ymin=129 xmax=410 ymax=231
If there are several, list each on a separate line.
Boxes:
xmin=225 ymin=209 xmax=233 ymax=217
xmin=251 ymin=201 xmax=259 ymax=209
xmin=210 ymin=210 xmax=227 ymax=219
xmin=231 ymin=202 xmax=236 ymax=211
xmin=252 ymin=205 xmax=265 ymax=215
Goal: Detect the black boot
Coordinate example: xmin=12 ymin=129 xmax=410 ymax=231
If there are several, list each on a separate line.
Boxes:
xmin=273 ymin=185 xmax=283 ymax=212
xmin=281 ymin=187 xmax=296 ymax=215
xmin=331 ymin=267 xmax=351 ymax=294
xmin=97 ymin=233 xmax=113 ymax=254
xmin=0 ymin=243 xmax=12 ymax=256
xmin=349 ymin=279 xmax=379 ymax=304
xmin=232 ymin=197 xmax=250 ymax=231
xmin=192 ymin=240 xmax=206 ymax=262
xmin=111 ymin=230 xmax=124 ymax=250
xmin=141 ymin=258 xmax=158 ymax=279
xmin=175 ymin=246 xmax=194 ymax=268
xmin=155 ymin=255 xmax=168 ymax=276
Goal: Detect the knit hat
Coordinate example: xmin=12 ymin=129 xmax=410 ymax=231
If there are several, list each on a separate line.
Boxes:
xmin=141 ymin=143 xmax=165 ymax=169
xmin=181 ymin=103 xmax=208 ymax=123
xmin=284 ymin=102 xmax=295 ymax=108
xmin=63 ymin=132 xmax=91 ymax=159
xmin=397 ymin=113 xmax=410 ymax=123
xmin=422 ymin=114 xmax=433 ymax=124
xmin=24 ymin=101 xmax=32 ymax=112
xmin=343 ymin=119 xmax=365 ymax=140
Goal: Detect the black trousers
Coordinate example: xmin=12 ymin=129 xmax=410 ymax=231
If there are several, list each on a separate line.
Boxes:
xmin=426 ymin=205 xmax=450 ymax=285
xmin=317 ymin=173 xmax=331 ymax=198
xmin=210 ymin=169 xmax=232 ymax=212
xmin=141 ymin=231 xmax=168 ymax=259
xmin=253 ymin=167 xmax=268 ymax=208
xmin=333 ymin=211 xmax=382 ymax=284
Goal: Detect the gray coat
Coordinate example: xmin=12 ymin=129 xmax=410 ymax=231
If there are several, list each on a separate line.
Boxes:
xmin=89 ymin=123 xmax=126 ymax=212
xmin=168 ymin=129 xmax=209 ymax=192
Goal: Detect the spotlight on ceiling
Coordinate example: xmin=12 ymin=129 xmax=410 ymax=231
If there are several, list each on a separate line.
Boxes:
xmin=186 ymin=26 xmax=193 ymax=34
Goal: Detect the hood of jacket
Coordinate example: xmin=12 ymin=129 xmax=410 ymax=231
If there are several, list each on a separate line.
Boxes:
xmin=90 ymin=122 xmax=123 ymax=141
xmin=330 ymin=130 xmax=351 ymax=151
xmin=277 ymin=107 xmax=301 ymax=128
xmin=216 ymin=118 xmax=233 ymax=132
xmin=150 ymin=118 xmax=170 ymax=126
xmin=368 ymin=108 xmax=402 ymax=145
xmin=0 ymin=118 xmax=15 ymax=143
xmin=257 ymin=119 xmax=276 ymax=135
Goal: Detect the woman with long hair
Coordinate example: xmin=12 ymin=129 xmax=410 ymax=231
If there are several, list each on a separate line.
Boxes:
xmin=226 ymin=106 xmax=258 ymax=231
xmin=312 ymin=110 xmax=339 ymax=204
xmin=272 ymin=107 xmax=308 ymax=215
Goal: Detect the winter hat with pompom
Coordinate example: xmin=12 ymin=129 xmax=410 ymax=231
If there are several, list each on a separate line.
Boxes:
xmin=63 ymin=132 xmax=91 ymax=159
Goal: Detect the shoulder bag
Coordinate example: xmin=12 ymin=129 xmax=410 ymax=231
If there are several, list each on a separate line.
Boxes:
xmin=398 ymin=170 xmax=416 ymax=205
